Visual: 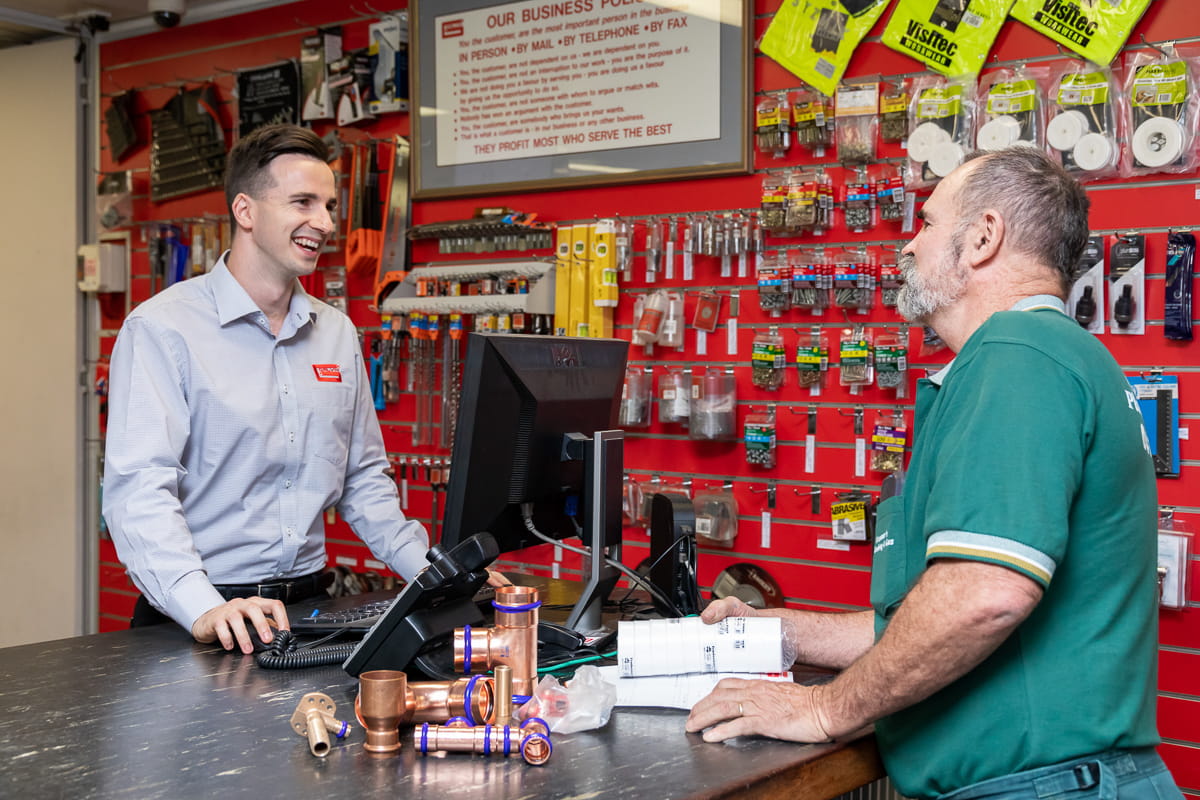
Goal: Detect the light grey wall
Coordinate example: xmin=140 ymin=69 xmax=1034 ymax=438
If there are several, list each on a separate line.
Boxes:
xmin=0 ymin=36 xmax=83 ymax=647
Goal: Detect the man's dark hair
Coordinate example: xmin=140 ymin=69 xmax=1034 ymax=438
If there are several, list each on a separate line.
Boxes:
xmin=224 ymin=124 xmax=330 ymax=215
xmin=958 ymin=148 xmax=1090 ymax=294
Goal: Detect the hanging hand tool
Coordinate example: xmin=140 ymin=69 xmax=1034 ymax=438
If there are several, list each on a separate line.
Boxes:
xmin=369 ymin=337 xmax=386 ymax=411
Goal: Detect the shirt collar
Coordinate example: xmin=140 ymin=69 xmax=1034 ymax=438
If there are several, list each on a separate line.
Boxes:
xmin=210 ymin=251 xmax=316 ymax=332
xmin=925 ymin=294 xmax=1067 ymax=386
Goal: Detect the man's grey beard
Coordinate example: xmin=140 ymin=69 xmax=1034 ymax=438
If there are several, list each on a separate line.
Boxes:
xmin=895 ymin=250 xmax=968 ymax=323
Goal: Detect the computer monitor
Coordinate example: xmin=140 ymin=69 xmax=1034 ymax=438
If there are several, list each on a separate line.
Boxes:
xmin=440 ymin=333 xmax=629 ymax=632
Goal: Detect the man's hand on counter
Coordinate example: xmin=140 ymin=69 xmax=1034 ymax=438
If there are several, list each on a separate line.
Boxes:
xmin=191 ymin=597 xmax=289 ymax=655
xmin=685 ymin=677 xmax=835 ymax=744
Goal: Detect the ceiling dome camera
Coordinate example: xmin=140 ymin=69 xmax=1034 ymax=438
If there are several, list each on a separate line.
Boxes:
xmin=149 ymin=0 xmax=186 ymax=28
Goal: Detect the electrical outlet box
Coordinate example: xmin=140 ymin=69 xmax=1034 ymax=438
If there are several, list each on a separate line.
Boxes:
xmin=1157 ymin=530 xmax=1191 ymax=610
xmin=77 ymin=241 xmax=127 ymax=292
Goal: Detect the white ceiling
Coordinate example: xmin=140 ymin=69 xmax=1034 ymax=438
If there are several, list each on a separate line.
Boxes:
xmin=0 ymin=0 xmax=298 ymax=49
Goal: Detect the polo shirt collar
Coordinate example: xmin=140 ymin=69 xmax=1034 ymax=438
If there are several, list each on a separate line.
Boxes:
xmin=210 ymin=251 xmax=316 ymax=332
xmin=925 ymin=294 xmax=1067 ymax=386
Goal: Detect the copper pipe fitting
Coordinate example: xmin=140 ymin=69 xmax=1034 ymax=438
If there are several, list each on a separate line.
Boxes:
xmin=289 ymin=692 xmax=349 ymax=758
xmin=453 ymin=585 xmax=539 ymax=696
xmin=358 ymin=670 xmax=406 ymax=755
xmin=354 ymin=676 xmax=495 ymax=727
xmin=518 ymin=717 xmax=552 ymax=766
xmin=494 ymin=664 xmax=513 ymax=724
xmin=413 ymin=719 xmax=554 ymax=766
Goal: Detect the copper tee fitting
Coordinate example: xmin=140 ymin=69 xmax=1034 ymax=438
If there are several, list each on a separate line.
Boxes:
xmin=290 ymin=692 xmax=350 ymax=758
xmin=358 ymin=670 xmax=406 ymax=755
xmin=453 ymin=585 xmax=539 ymax=696
xmin=355 ymin=676 xmax=495 ymax=727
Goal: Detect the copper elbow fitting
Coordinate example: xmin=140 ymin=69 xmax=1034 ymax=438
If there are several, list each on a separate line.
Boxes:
xmin=453 ymin=585 xmax=539 ymax=696
xmin=290 ymin=692 xmax=349 ymax=758
xmin=413 ymin=717 xmax=554 ymax=766
xmin=358 ymin=670 xmax=406 ymax=755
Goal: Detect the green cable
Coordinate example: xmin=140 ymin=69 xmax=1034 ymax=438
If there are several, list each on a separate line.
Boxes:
xmin=538 ymin=650 xmax=617 ymax=675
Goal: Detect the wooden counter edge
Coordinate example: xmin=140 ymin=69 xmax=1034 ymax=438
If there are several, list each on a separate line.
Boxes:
xmin=710 ymin=733 xmax=885 ymax=800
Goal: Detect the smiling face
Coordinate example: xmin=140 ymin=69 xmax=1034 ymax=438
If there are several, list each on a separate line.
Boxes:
xmin=235 ymin=153 xmax=337 ymax=283
xmin=896 ymin=167 xmax=971 ymax=325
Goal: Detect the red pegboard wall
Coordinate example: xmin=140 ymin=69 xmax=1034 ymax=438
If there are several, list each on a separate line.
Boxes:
xmin=95 ymin=0 xmax=1199 ymax=789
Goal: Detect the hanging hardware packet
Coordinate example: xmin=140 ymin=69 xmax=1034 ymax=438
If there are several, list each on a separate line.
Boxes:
xmin=1164 ymin=232 xmax=1195 ymax=342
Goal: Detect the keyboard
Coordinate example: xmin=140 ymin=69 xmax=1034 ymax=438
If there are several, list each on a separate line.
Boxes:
xmin=288 ymin=584 xmax=498 ymax=635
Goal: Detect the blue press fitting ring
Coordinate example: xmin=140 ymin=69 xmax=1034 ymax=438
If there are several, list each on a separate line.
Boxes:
xmin=463 ymin=624 xmax=472 ymax=669
xmin=464 ymin=674 xmax=482 ymax=726
xmin=522 ymin=732 xmax=553 ymax=762
xmin=447 ymin=716 xmax=471 ymax=727
xmin=512 ymin=695 xmax=531 ymax=705
xmin=504 ymin=724 xmax=513 ymax=755
xmin=521 ymin=716 xmax=550 ymax=734
xmin=419 ymin=722 xmax=430 ymax=754
xmin=484 ymin=722 xmax=492 ymax=754
xmin=336 ymin=720 xmax=349 ymax=739
xmin=492 ymin=600 xmax=542 ymax=613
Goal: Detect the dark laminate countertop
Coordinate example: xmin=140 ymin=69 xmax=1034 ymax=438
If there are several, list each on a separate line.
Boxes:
xmin=0 ymin=625 xmax=881 ymax=800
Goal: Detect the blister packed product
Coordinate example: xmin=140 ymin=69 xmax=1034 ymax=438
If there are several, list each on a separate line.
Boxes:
xmin=976 ymin=66 xmax=1046 ymax=152
xmin=907 ymin=75 xmax=976 ymax=190
xmin=694 ymin=488 xmax=740 ymax=547
xmin=835 ymin=81 xmax=879 ymax=165
xmin=1122 ymin=48 xmax=1200 ymax=178
xmin=1046 ymin=62 xmax=1121 ymax=183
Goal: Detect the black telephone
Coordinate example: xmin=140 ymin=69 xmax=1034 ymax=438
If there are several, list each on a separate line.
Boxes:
xmin=342 ymin=532 xmax=499 ymax=677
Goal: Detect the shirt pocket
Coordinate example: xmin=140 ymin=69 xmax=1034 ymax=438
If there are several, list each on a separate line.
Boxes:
xmin=300 ymin=382 xmax=355 ymax=468
xmin=869 ymin=495 xmax=910 ymax=623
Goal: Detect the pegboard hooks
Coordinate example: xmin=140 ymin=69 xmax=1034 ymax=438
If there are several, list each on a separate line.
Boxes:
xmin=1139 ymin=35 xmax=1174 ymax=58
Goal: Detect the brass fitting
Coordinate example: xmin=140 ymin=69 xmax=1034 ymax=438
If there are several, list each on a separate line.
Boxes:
xmin=358 ymin=669 xmax=406 ymax=755
xmin=453 ymin=585 xmax=539 ymax=696
xmin=413 ymin=716 xmax=554 ymax=766
xmin=355 ymin=676 xmax=495 ymax=728
xmin=494 ymin=664 xmax=513 ymax=724
xmin=290 ymin=692 xmax=350 ymax=758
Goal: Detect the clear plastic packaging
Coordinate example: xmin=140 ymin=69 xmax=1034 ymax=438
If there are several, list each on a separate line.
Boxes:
xmin=659 ymin=291 xmax=685 ymax=349
xmin=657 ymin=367 xmax=691 ymax=426
xmin=689 ymin=368 xmax=737 ymax=442
xmin=751 ymin=327 xmax=787 ymax=391
xmin=835 ymin=80 xmax=879 ymax=165
xmin=870 ymin=411 xmax=908 ymax=473
xmin=632 ymin=289 xmax=667 ymax=347
xmin=785 ymin=169 xmax=823 ymax=235
xmin=792 ymin=89 xmax=834 ymax=157
xmin=833 ymin=250 xmax=874 ymax=315
xmin=874 ymin=163 xmax=905 ymax=224
xmin=622 ymin=475 xmax=644 ymax=526
xmin=757 ymin=255 xmax=792 ymax=317
xmin=619 ymin=366 xmax=653 ymax=429
xmin=755 ymin=92 xmax=792 ymax=159
xmin=791 ymin=255 xmax=830 ymax=315
xmin=880 ymin=79 xmax=909 ymax=143
xmin=1046 ymin=62 xmax=1121 ymax=183
xmin=97 ymin=170 xmax=134 ymax=231
xmin=1122 ymin=47 xmax=1199 ymax=178
xmin=907 ymin=75 xmax=976 ymax=190
xmin=843 ymin=169 xmax=875 ymax=233
xmin=838 ymin=326 xmax=873 ymax=387
xmin=519 ymin=666 xmax=616 ymax=734
xmin=760 ymin=173 xmax=788 ymax=235
xmin=694 ymin=487 xmax=739 ymax=547
xmin=638 ymin=478 xmax=692 ymax=523
xmin=795 ymin=328 xmax=830 ymax=392
xmin=873 ymin=331 xmax=909 ymax=397
xmin=879 ymin=251 xmax=902 ymax=307
xmin=976 ymin=66 xmax=1046 ymax=151
xmin=744 ymin=409 xmax=778 ymax=469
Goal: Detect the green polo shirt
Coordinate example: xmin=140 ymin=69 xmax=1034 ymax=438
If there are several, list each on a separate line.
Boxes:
xmin=870 ymin=296 xmax=1160 ymax=799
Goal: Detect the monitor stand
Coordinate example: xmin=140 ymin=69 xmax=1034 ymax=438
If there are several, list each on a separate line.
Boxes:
xmin=563 ymin=429 xmax=623 ymax=634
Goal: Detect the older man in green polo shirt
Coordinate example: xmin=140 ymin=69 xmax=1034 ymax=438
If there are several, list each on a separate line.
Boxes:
xmin=687 ymin=147 xmax=1181 ymax=800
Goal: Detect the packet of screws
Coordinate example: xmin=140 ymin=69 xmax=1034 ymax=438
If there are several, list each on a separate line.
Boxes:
xmin=795 ymin=329 xmax=830 ymax=390
xmin=760 ymin=173 xmax=788 ymax=234
xmin=843 ymin=172 xmax=875 ymax=233
xmin=873 ymin=333 xmax=908 ymax=396
xmin=793 ymin=89 xmax=834 ymax=156
xmin=874 ymin=165 xmax=905 ymax=222
xmin=879 ymin=258 xmax=903 ymax=307
xmin=751 ymin=328 xmax=787 ymax=390
xmin=880 ymin=80 xmax=909 ymax=143
xmin=835 ymin=80 xmax=879 ymax=165
xmin=756 ymin=93 xmax=792 ymax=159
xmin=757 ymin=258 xmax=792 ymax=316
xmin=834 ymin=257 xmax=875 ymax=314
xmin=744 ymin=409 xmax=778 ymax=468
xmin=839 ymin=327 xmax=873 ymax=387
xmin=869 ymin=412 xmax=908 ymax=473
xmin=791 ymin=258 xmax=831 ymax=315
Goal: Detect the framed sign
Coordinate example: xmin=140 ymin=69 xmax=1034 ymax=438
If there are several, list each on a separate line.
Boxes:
xmin=411 ymin=0 xmax=751 ymax=198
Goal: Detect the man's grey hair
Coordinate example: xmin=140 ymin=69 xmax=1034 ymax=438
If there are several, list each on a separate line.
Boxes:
xmin=956 ymin=148 xmax=1090 ymax=293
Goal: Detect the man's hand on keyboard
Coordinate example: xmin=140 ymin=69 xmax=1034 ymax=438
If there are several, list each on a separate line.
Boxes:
xmin=192 ymin=597 xmax=289 ymax=655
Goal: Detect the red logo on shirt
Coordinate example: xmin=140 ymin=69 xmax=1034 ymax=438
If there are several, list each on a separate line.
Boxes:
xmin=312 ymin=364 xmax=342 ymax=383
